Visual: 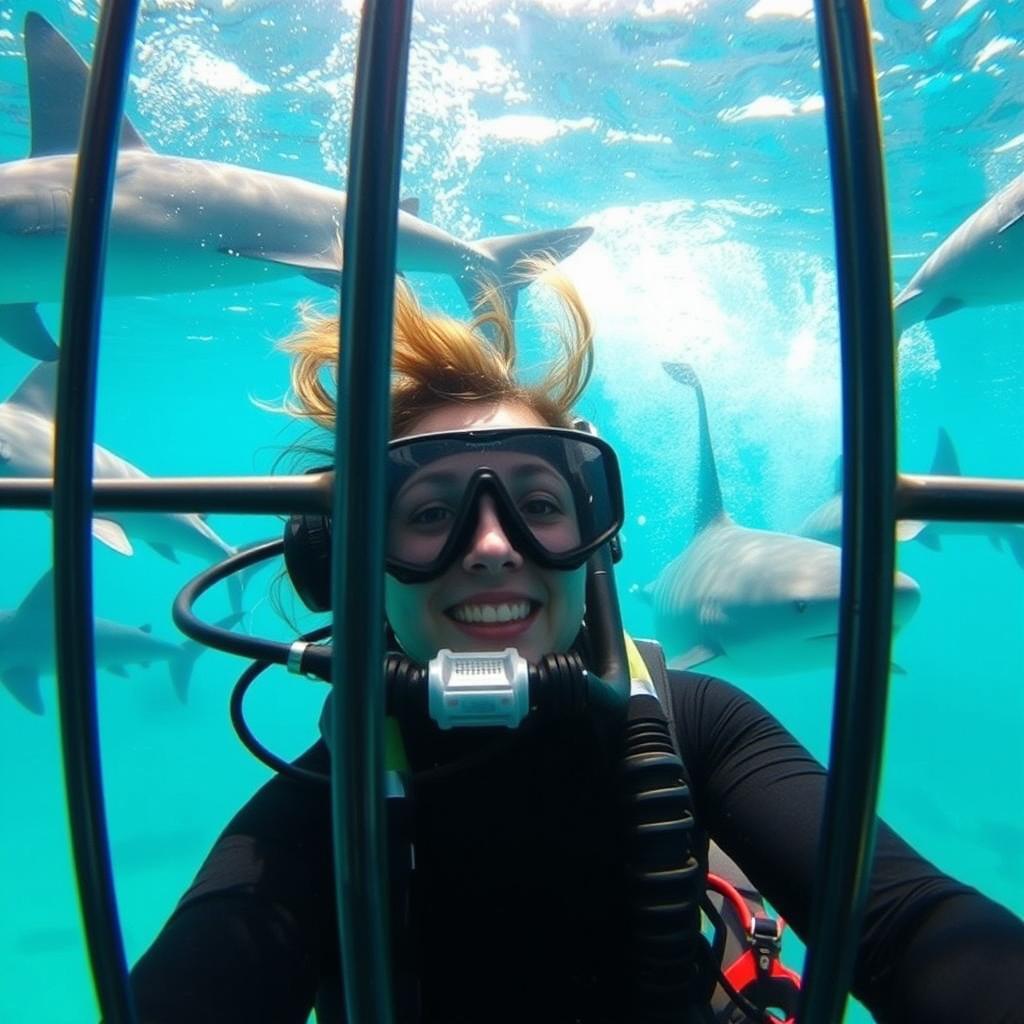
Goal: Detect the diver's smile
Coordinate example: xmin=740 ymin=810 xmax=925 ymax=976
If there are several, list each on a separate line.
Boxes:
xmin=444 ymin=590 xmax=542 ymax=641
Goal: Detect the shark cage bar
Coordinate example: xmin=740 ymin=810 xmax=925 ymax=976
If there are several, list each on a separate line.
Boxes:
xmin=327 ymin=2 xmax=413 ymax=1024
xmin=801 ymin=1 xmax=1024 ymax=1022
xmin=3 ymin=2 xmax=1023 ymax=1023
xmin=50 ymin=1 xmax=141 ymax=1022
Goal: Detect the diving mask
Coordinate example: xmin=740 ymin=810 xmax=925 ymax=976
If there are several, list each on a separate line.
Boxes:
xmin=286 ymin=426 xmax=625 ymax=610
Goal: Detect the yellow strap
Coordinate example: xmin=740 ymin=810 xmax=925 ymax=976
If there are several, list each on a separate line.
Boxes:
xmin=385 ymin=716 xmax=409 ymax=773
xmin=623 ymin=632 xmax=653 ymax=685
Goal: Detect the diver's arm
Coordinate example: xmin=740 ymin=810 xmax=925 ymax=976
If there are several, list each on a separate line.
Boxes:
xmin=128 ymin=742 xmax=338 ymax=1024
xmin=666 ymin=671 xmax=1024 ymax=1022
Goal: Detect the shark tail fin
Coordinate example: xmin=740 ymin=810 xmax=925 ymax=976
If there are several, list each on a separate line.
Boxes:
xmin=458 ymin=226 xmax=594 ymax=319
xmin=170 ymin=612 xmax=243 ymax=703
xmin=1007 ymin=531 xmax=1024 ymax=571
xmin=2 ymin=667 xmax=44 ymax=714
xmin=661 ymin=361 xmax=700 ymax=390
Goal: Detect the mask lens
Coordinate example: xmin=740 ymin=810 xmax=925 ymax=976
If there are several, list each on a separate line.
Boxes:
xmin=386 ymin=430 xmax=619 ymax=577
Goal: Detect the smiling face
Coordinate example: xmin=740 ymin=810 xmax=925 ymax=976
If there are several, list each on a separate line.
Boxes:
xmin=384 ymin=400 xmax=588 ymax=664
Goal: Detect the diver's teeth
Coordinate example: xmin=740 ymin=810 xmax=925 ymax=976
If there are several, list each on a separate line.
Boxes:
xmin=452 ymin=601 xmax=530 ymax=624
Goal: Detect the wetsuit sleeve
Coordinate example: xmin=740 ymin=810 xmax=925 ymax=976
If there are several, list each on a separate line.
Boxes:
xmin=128 ymin=743 xmax=338 ymax=1024
xmin=666 ymin=670 xmax=1024 ymax=1022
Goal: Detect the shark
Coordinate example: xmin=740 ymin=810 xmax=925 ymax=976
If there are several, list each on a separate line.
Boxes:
xmin=0 ymin=359 xmax=247 ymax=610
xmin=797 ymin=456 xmax=926 ymax=547
xmin=0 ymin=568 xmax=238 ymax=713
xmin=0 ymin=13 xmax=594 ymax=360
xmin=893 ymin=171 xmax=1024 ymax=334
xmin=639 ymin=362 xmax=921 ymax=676
xmin=801 ymin=428 xmax=1024 ymax=570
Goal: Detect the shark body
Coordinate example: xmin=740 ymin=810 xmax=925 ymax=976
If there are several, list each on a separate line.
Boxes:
xmin=894 ymin=172 xmax=1024 ymax=334
xmin=641 ymin=363 xmax=921 ymax=676
xmin=0 ymin=14 xmax=593 ymax=359
xmin=0 ymin=360 xmax=245 ymax=608
xmin=0 ymin=569 xmax=227 ymax=713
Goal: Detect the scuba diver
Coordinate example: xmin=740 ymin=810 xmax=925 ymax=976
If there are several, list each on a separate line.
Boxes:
xmin=129 ymin=268 xmax=1024 ymax=1023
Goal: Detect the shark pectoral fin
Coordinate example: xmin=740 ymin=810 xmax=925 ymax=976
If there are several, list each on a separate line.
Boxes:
xmin=0 ymin=304 xmax=59 ymax=361
xmin=897 ymin=520 xmax=927 ymax=542
xmin=997 ymin=208 xmax=1024 ymax=235
xmin=668 ymin=644 xmax=720 ymax=671
xmin=3 ymin=667 xmax=44 ymax=714
xmin=890 ymin=662 xmax=907 ymax=676
xmin=92 ymin=518 xmax=134 ymax=556
xmin=219 ymin=247 xmax=341 ymax=287
xmin=915 ymin=528 xmax=942 ymax=552
xmin=926 ymin=297 xmax=965 ymax=321
xmin=148 ymin=542 xmax=179 ymax=564
xmin=106 ymin=664 xmax=129 ymax=678
xmin=398 ymin=196 xmax=421 ymax=217
xmin=893 ymin=286 xmax=922 ymax=310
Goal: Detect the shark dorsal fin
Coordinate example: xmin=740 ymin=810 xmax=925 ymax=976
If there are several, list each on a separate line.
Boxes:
xmin=15 ymin=568 xmax=54 ymax=625
xmin=7 ymin=359 xmax=60 ymax=418
xmin=931 ymin=427 xmax=961 ymax=477
xmin=25 ymin=12 xmax=149 ymax=158
xmin=662 ymin=362 xmax=725 ymax=530
xmin=7 ymin=359 xmax=59 ymax=418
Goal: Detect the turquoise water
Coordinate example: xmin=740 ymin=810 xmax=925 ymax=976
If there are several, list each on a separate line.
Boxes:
xmin=0 ymin=0 xmax=1021 ymax=1020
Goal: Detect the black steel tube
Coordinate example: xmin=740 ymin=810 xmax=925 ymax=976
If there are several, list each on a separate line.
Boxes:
xmin=50 ymin=2 xmax=140 ymax=1023
xmin=330 ymin=3 xmax=413 ymax=1024
xmin=0 ymin=474 xmax=332 ymax=514
xmin=897 ymin=473 xmax=1024 ymax=523
xmin=801 ymin=1 xmax=896 ymax=1021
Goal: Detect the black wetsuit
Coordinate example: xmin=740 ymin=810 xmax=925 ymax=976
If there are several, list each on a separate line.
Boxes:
xmin=129 ymin=671 xmax=1024 ymax=1023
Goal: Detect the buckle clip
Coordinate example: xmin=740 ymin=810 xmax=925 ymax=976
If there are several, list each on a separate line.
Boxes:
xmin=749 ymin=913 xmax=783 ymax=975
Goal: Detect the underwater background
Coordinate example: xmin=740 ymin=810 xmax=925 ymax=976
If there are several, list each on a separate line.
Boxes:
xmin=0 ymin=0 xmax=1021 ymax=1020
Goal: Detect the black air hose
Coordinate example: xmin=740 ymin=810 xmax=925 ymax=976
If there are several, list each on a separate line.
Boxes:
xmin=622 ymin=693 xmax=716 ymax=1023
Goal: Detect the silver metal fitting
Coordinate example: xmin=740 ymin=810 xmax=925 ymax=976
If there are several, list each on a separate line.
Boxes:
xmin=427 ymin=648 xmax=530 ymax=730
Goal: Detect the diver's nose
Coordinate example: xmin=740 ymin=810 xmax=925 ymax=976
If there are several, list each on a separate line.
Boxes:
xmin=462 ymin=495 xmax=524 ymax=573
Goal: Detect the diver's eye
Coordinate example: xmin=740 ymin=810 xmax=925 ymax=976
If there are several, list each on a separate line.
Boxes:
xmin=794 ymin=600 xmax=808 ymax=613
xmin=410 ymin=505 xmax=453 ymax=528
xmin=521 ymin=495 xmax=563 ymax=518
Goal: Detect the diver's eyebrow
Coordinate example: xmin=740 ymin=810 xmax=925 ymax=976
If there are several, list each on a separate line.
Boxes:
xmin=507 ymin=462 xmax=571 ymax=489
xmin=394 ymin=468 xmax=462 ymax=499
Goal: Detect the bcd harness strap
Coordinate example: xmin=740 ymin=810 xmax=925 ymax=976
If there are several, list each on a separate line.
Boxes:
xmin=626 ymin=636 xmax=801 ymax=1024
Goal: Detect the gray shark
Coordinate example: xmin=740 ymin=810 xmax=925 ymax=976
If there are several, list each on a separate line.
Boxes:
xmin=0 ymin=360 xmax=246 ymax=610
xmin=801 ymin=429 xmax=1024 ymax=570
xmin=798 ymin=456 xmax=925 ymax=547
xmin=0 ymin=13 xmax=593 ymax=360
xmin=894 ymin=171 xmax=1024 ymax=334
xmin=640 ymin=363 xmax=921 ymax=676
xmin=0 ymin=569 xmax=237 ymax=713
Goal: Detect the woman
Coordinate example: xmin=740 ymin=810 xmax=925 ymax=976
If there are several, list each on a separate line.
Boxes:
xmin=130 ymin=270 xmax=1024 ymax=1023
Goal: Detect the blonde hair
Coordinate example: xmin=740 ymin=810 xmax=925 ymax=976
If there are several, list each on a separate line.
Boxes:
xmin=280 ymin=265 xmax=594 ymax=439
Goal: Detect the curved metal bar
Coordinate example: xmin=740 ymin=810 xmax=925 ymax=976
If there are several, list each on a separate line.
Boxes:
xmin=0 ymin=474 xmax=332 ymax=514
xmin=50 ymin=2 xmax=141 ymax=1022
xmin=800 ymin=1 xmax=896 ymax=1020
xmin=330 ymin=3 xmax=414 ymax=1023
